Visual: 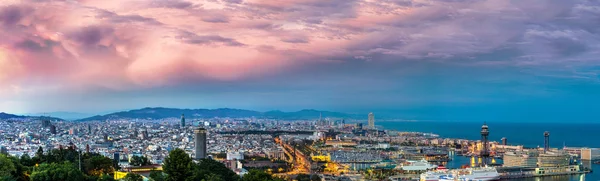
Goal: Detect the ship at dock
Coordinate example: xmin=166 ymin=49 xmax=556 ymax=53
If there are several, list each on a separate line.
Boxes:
xmin=420 ymin=167 xmax=499 ymax=181
xmin=399 ymin=159 xmax=438 ymax=171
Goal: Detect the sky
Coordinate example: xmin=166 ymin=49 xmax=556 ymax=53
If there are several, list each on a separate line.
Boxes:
xmin=0 ymin=0 xmax=599 ymax=122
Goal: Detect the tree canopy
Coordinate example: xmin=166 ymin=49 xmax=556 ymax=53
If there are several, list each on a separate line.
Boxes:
xmin=0 ymin=155 xmax=16 ymax=178
xmin=149 ymin=170 xmax=166 ymax=181
xmin=97 ymin=174 xmax=115 ymax=181
xmin=240 ymin=170 xmax=284 ymax=181
xmin=191 ymin=159 xmax=239 ymax=181
xmin=201 ymin=174 xmax=223 ymax=181
xmin=0 ymin=147 xmax=278 ymax=181
xmin=0 ymin=147 xmax=119 ymax=181
xmin=130 ymin=156 xmax=151 ymax=167
xmin=162 ymin=149 xmax=244 ymax=181
xmin=30 ymin=162 xmax=85 ymax=181
xmin=163 ymin=149 xmax=193 ymax=181
xmin=83 ymin=155 xmax=114 ymax=176
xmin=122 ymin=173 xmax=143 ymax=181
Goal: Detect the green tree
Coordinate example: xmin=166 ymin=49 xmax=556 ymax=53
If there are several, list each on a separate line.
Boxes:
xmin=241 ymin=170 xmax=283 ymax=181
xmin=30 ymin=162 xmax=85 ymax=181
xmin=201 ymin=174 xmax=223 ymax=181
xmin=149 ymin=170 xmax=166 ymax=181
xmin=0 ymin=154 xmax=16 ymax=178
xmin=45 ymin=148 xmax=79 ymax=164
xmin=35 ymin=147 xmax=44 ymax=159
xmin=8 ymin=156 xmax=28 ymax=181
xmin=98 ymin=174 xmax=115 ymax=181
xmin=33 ymin=147 xmax=44 ymax=165
xmin=163 ymin=149 xmax=193 ymax=181
xmin=33 ymin=146 xmax=44 ymax=159
xmin=122 ymin=173 xmax=143 ymax=181
xmin=19 ymin=154 xmax=33 ymax=167
xmin=83 ymin=155 xmax=115 ymax=176
xmin=130 ymin=156 xmax=151 ymax=167
xmin=0 ymin=176 xmax=17 ymax=181
xmin=193 ymin=159 xmax=239 ymax=181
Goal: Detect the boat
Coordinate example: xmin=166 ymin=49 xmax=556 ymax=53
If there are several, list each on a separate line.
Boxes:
xmin=371 ymin=159 xmax=397 ymax=169
xmin=420 ymin=171 xmax=449 ymax=181
xmin=420 ymin=167 xmax=499 ymax=181
xmin=400 ymin=159 xmax=438 ymax=171
xmin=456 ymin=167 xmax=499 ymax=181
xmin=438 ymin=175 xmax=455 ymax=181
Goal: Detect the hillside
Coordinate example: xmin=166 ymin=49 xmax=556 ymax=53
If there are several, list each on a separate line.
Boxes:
xmin=77 ymin=107 xmax=360 ymax=121
xmin=0 ymin=112 xmax=63 ymax=121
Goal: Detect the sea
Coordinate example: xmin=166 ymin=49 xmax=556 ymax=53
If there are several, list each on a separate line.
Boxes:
xmin=378 ymin=121 xmax=600 ymax=181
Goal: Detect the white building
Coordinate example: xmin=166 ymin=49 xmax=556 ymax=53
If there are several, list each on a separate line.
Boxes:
xmin=377 ymin=143 xmax=390 ymax=149
xmin=227 ymin=151 xmax=244 ymax=160
xmin=368 ymin=112 xmax=375 ymax=129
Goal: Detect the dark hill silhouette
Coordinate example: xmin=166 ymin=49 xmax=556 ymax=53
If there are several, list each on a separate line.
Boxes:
xmin=77 ymin=107 xmax=360 ymax=121
xmin=0 ymin=112 xmax=63 ymax=120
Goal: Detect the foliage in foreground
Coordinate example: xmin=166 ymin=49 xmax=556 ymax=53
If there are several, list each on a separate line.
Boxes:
xmin=0 ymin=147 xmax=278 ymax=181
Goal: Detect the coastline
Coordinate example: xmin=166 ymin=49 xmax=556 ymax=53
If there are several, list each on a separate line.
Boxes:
xmin=373 ymin=121 xmax=599 ymax=181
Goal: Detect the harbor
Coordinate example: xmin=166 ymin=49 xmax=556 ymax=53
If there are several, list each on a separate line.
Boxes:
xmin=273 ymin=116 xmax=598 ymax=181
xmin=325 ymin=122 xmax=598 ymax=181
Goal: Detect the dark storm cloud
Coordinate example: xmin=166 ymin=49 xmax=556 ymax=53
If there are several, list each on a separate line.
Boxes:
xmin=222 ymin=0 xmax=243 ymax=4
xmin=301 ymin=18 xmax=323 ymax=24
xmin=113 ymin=15 xmax=162 ymax=24
xmin=0 ymin=5 xmax=31 ymax=26
xmin=280 ymin=36 xmax=309 ymax=44
xmin=148 ymin=0 xmax=195 ymax=9
xmin=94 ymin=9 xmax=162 ymax=25
xmin=201 ymin=15 xmax=229 ymax=23
xmin=13 ymin=39 xmax=45 ymax=52
xmin=177 ymin=31 xmax=245 ymax=46
xmin=69 ymin=26 xmax=115 ymax=46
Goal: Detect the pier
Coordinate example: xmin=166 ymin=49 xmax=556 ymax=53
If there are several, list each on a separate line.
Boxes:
xmin=499 ymin=170 xmax=590 ymax=179
xmin=336 ymin=161 xmax=380 ymax=164
xmin=498 ymin=166 xmax=591 ymax=179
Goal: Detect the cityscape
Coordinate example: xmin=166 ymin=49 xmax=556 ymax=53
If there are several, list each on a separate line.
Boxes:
xmin=2 ymin=0 xmax=600 ymax=181
xmin=0 ymin=109 xmax=598 ymax=181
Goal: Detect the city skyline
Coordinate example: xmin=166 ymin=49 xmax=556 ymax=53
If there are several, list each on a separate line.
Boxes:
xmin=1 ymin=0 xmax=600 ymax=122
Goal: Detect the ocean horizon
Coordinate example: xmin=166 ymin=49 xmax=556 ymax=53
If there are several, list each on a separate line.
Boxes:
xmin=378 ymin=121 xmax=600 ymax=148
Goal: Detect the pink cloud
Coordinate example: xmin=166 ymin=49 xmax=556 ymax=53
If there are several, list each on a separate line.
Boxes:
xmin=0 ymin=0 xmax=598 ymax=96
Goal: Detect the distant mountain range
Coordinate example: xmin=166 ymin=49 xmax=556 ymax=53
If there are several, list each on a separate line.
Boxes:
xmin=0 ymin=112 xmax=63 ymax=121
xmin=26 ymin=112 xmax=97 ymax=120
xmin=76 ymin=107 xmax=363 ymax=121
xmin=0 ymin=112 xmax=25 ymax=119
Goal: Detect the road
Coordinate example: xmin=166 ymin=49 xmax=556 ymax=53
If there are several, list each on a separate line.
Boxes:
xmin=275 ymin=137 xmax=311 ymax=175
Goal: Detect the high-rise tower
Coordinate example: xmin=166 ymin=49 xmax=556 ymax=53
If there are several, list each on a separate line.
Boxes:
xmin=480 ymin=123 xmax=490 ymax=166
xmin=181 ymin=114 xmax=186 ymax=128
xmin=50 ymin=125 xmax=57 ymax=134
xmin=544 ymin=131 xmax=550 ymax=153
xmin=501 ymin=137 xmax=507 ymax=145
xmin=368 ymin=112 xmax=375 ymax=129
xmin=194 ymin=127 xmax=207 ymax=160
xmin=113 ymin=152 xmax=120 ymax=169
xmin=318 ymin=113 xmax=323 ymax=126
